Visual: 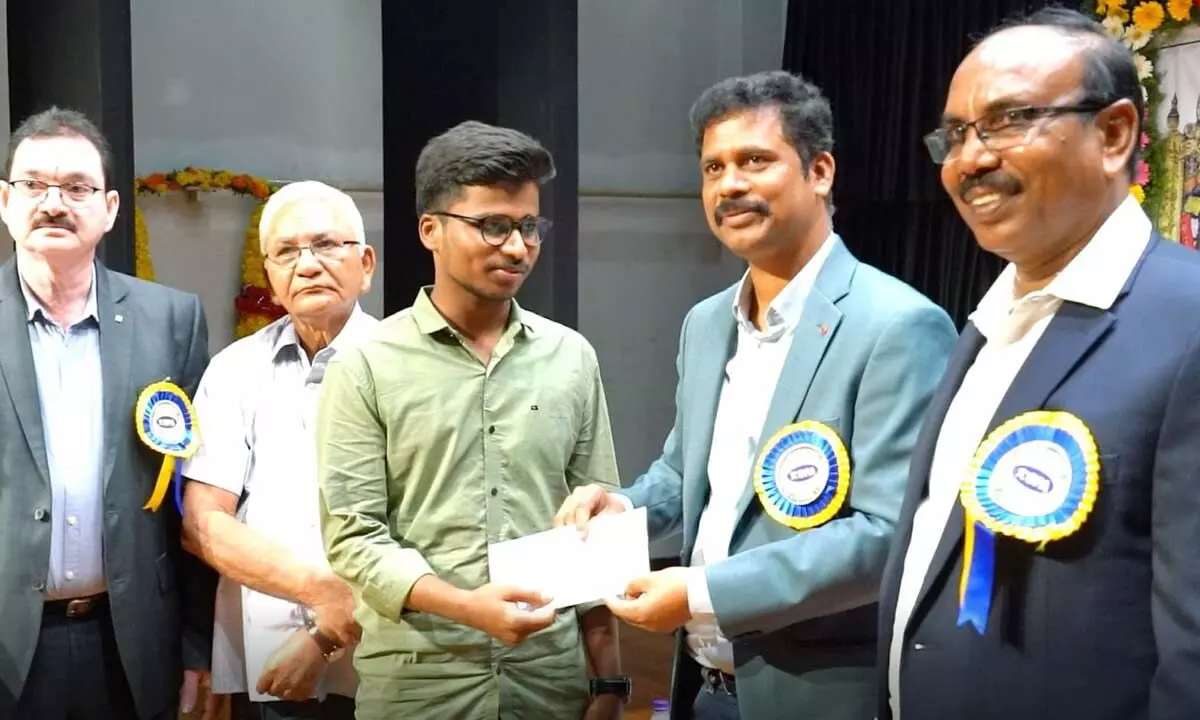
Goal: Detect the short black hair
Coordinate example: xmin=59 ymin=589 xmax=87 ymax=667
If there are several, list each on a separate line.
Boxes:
xmin=689 ymin=70 xmax=834 ymax=173
xmin=5 ymin=107 xmax=113 ymax=186
xmin=415 ymin=120 xmax=556 ymax=215
xmin=982 ymin=5 xmax=1143 ymax=177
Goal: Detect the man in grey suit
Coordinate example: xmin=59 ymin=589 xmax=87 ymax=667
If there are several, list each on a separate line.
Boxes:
xmin=0 ymin=107 xmax=217 ymax=718
xmin=555 ymin=72 xmax=957 ymax=719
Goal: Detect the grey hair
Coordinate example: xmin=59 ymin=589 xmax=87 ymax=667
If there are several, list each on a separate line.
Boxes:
xmin=258 ymin=180 xmax=367 ymax=254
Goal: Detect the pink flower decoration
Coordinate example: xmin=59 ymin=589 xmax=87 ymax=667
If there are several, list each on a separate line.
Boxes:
xmin=1140 ymin=132 xmax=1151 ymax=149
xmin=1136 ymin=160 xmax=1150 ymax=186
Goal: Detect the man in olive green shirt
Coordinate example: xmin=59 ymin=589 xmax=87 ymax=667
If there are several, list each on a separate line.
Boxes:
xmin=316 ymin=121 xmax=624 ymax=720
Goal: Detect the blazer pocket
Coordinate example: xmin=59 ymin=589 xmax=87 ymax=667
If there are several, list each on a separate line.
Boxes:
xmin=155 ymin=552 xmax=177 ymax=594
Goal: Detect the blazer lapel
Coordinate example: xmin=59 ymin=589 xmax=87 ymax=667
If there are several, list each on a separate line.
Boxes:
xmin=0 ymin=258 xmax=51 ymax=487
xmin=97 ymin=266 xmax=133 ymax=492
xmin=914 ymin=301 xmax=1115 ymax=611
xmin=732 ymin=238 xmax=854 ymax=527
xmin=681 ymin=293 xmax=737 ymax=553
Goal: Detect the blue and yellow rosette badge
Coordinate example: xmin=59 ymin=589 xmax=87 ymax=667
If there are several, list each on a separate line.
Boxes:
xmin=753 ymin=420 xmax=850 ymax=530
xmin=957 ymin=410 xmax=1099 ymax=633
xmin=134 ymin=380 xmax=200 ymax=513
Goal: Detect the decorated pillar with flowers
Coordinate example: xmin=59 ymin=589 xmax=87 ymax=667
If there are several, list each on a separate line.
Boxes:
xmin=134 ymin=167 xmax=287 ymax=341
xmin=1094 ymin=0 xmax=1200 ymax=244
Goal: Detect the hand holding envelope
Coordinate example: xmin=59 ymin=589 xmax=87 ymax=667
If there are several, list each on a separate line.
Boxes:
xmin=548 ymin=484 xmax=696 ymax=633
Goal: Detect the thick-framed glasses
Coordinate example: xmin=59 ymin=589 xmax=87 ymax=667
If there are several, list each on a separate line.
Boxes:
xmin=266 ymin=238 xmax=362 ymax=267
xmin=923 ymin=102 xmax=1109 ymax=165
xmin=6 ymin=178 xmax=105 ymax=205
xmin=431 ymin=211 xmax=551 ymax=247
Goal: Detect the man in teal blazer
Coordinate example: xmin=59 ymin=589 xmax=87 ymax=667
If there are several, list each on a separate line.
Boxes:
xmin=556 ymin=72 xmax=956 ymax=719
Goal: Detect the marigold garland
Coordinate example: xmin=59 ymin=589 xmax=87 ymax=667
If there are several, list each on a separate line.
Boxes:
xmin=133 ymin=167 xmax=287 ymax=340
xmin=1091 ymin=0 xmax=1199 ymax=218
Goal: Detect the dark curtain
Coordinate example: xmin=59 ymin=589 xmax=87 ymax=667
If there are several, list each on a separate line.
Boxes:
xmin=783 ymin=0 xmax=1053 ymax=326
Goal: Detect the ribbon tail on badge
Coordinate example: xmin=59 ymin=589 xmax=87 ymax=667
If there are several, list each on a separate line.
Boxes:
xmin=957 ymin=515 xmax=995 ymax=634
xmin=143 ymin=456 xmax=177 ymax=512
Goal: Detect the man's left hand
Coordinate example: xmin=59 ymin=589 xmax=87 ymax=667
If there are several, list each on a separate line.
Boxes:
xmin=605 ymin=567 xmax=692 ymax=633
xmin=582 ymin=693 xmax=623 ymax=720
xmin=255 ymin=628 xmax=327 ymax=701
xmin=179 ymin=668 xmax=220 ymax=720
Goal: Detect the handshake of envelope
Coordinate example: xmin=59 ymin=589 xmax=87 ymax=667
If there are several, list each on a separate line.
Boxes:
xmin=487 ymin=507 xmax=651 ymax=610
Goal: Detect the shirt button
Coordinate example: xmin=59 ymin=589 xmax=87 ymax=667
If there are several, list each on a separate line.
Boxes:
xmin=65 ymin=571 xmax=75 ymax=581
xmin=913 ymin=642 xmax=926 ymax=651
xmin=490 ymin=488 xmax=498 ymax=497
xmin=33 ymin=508 xmax=48 ymax=522
xmin=488 ymin=425 xmax=496 ymax=434
xmin=32 ymin=580 xmax=45 ymax=592
xmin=67 ymin=515 xmax=78 ymax=527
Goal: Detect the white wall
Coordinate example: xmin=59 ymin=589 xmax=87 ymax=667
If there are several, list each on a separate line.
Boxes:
xmin=577 ymin=0 xmax=787 ymax=555
xmin=129 ymin=0 xmax=383 ymax=349
xmin=130 ymin=0 xmax=381 ymax=186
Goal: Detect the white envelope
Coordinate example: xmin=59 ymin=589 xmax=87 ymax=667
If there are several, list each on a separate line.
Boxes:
xmin=486 ymin=507 xmax=650 ymax=610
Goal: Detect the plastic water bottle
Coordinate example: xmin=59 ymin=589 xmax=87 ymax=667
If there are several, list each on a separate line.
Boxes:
xmin=650 ymin=698 xmax=671 ymax=720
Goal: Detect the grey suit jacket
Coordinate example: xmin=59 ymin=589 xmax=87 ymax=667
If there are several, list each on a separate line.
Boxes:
xmin=0 ymin=257 xmax=215 ymax=718
xmin=622 ymin=237 xmax=957 ymax=720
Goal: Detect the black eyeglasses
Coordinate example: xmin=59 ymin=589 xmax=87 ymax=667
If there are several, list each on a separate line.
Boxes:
xmin=431 ymin=211 xmax=551 ymax=247
xmin=6 ymin=178 xmax=106 ymax=205
xmin=924 ymin=101 xmax=1109 ymax=164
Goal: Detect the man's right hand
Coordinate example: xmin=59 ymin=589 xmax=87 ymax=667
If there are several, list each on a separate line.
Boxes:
xmin=465 ymin=584 xmax=557 ymax=646
xmin=553 ymin=484 xmax=628 ymax=536
xmin=307 ymin=573 xmax=361 ymax=648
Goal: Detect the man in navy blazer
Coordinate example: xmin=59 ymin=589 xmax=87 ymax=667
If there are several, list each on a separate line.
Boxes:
xmin=878 ymin=8 xmax=1200 ymax=720
xmin=556 ymin=72 xmax=956 ymax=719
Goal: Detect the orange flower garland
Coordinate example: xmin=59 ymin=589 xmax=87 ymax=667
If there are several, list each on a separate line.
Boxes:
xmin=133 ymin=167 xmax=287 ymax=340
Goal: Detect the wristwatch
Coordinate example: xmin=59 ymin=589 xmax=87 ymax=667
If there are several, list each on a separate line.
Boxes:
xmin=301 ymin=607 xmax=345 ymax=662
xmin=306 ymin=623 xmax=346 ymax=663
xmin=590 ymin=676 xmax=633 ymax=703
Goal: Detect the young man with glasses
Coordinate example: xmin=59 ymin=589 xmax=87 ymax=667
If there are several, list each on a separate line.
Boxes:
xmin=181 ymin=181 xmax=378 ymax=720
xmin=0 ymin=107 xmax=216 ymax=719
xmin=878 ymin=7 xmax=1200 ymax=720
xmin=315 ymin=120 xmax=625 ymax=720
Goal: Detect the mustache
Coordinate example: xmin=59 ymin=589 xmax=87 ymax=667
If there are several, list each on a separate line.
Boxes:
xmin=487 ymin=261 xmax=530 ymax=274
xmin=33 ymin=214 xmax=76 ymax=232
xmin=714 ymin=197 xmax=769 ymax=224
xmin=959 ymin=172 xmax=1022 ymax=201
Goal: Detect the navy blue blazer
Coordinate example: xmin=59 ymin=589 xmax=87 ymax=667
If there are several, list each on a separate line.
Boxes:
xmin=877 ymin=234 xmax=1200 ymax=720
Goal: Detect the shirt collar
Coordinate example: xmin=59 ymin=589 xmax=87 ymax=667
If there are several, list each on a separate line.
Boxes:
xmin=271 ymin=303 xmax=375 ymax=362
xmin=970 ymin=194 xmax=1151 ymax=338
xmin=731 ymin=232 xmax=836 ymax=337
xmin=18 ymin=262 xmax=99 ymax=325
xmin=410 ymin=285 xmax=534 ymax=338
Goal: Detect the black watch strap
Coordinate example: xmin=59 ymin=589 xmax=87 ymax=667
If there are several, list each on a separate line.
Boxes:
xmin=590 ymin=676 xmax=632 ymax=702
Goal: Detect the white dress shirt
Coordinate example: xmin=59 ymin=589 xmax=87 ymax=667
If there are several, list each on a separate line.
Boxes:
xmin=886 ymin=195 xmax=1152 ymax=717
xmin=683 ymin=234 xmax=835 ymax=674
xmin=19 ymin=265 xmax=106 ymax=601
xmin=183 ymin=306 xmax=377 ymax=701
